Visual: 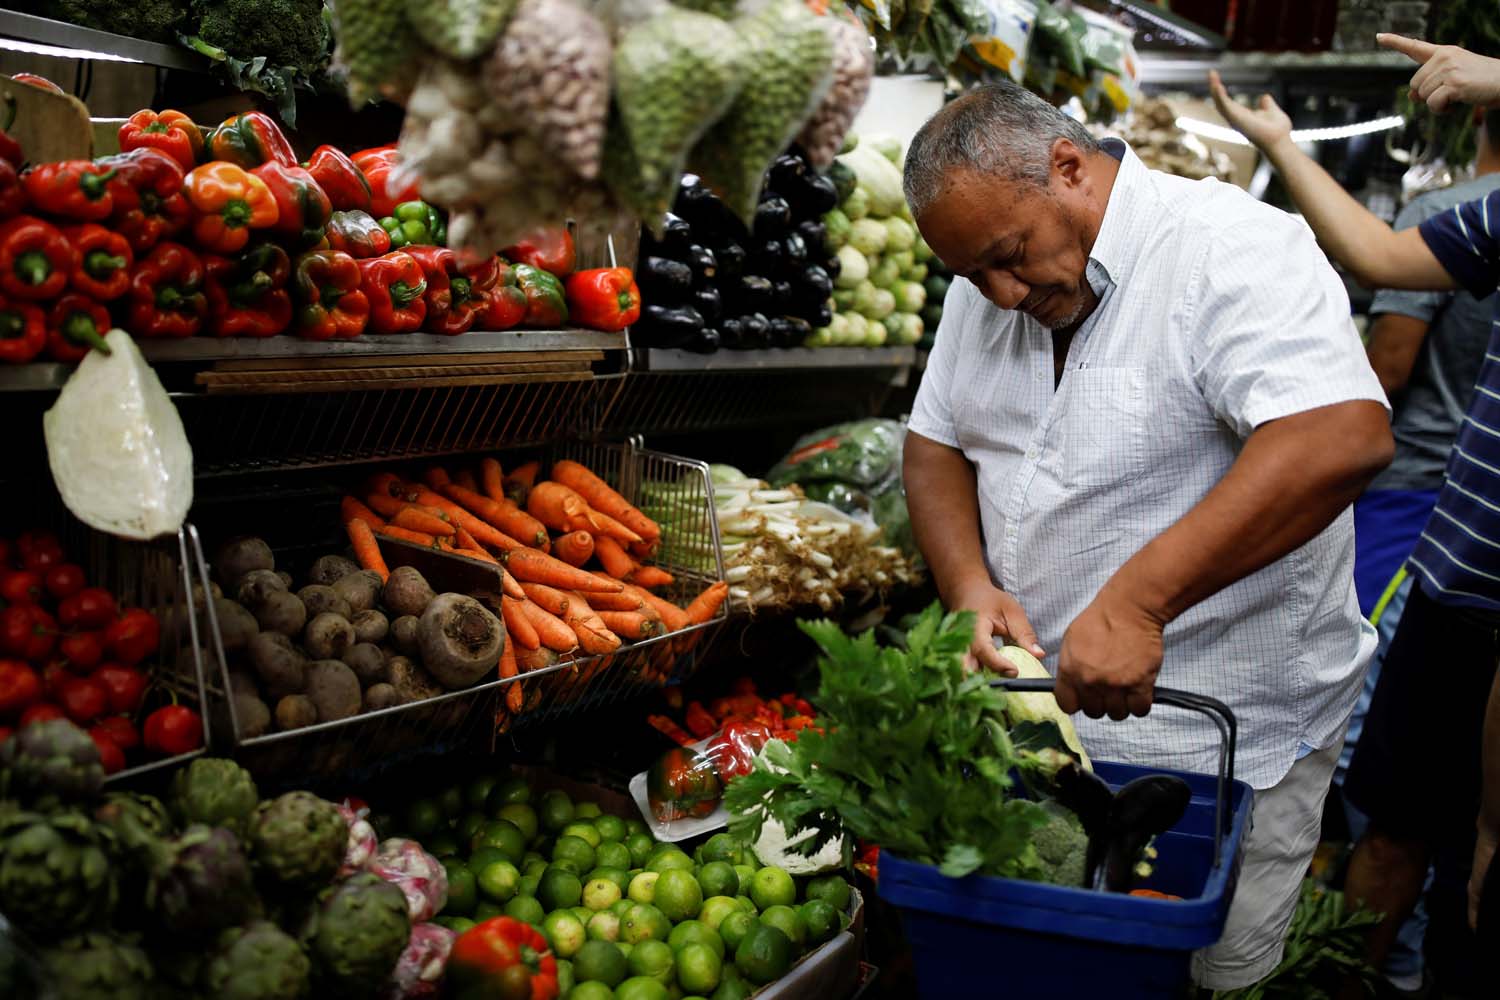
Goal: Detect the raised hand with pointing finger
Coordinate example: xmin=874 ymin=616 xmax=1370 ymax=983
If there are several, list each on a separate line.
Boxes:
xmin=1378 ymin=32 xmax=1500 ymax=112
xmin=1207 ymin=69 xmax=1292 ymax=153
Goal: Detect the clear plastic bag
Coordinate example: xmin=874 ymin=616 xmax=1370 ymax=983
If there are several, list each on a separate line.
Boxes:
xmin=336 ymin=801 xmax=379 ymax=878
xmin=767 ymin=417 xmax=905 ymax=490
xmin=368 ymin=838 xmax=449 ymax=924
xmin=797 ymin=14 xmax=876 ymax=169
xmin=380 ymin=923 xmax=455 ymax=1000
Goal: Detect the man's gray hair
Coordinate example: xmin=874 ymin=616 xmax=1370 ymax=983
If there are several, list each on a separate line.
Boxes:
xmin=903 ymin=80 xmax=1101 ymax=218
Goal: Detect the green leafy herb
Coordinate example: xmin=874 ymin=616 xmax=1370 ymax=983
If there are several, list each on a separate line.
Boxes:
xmin=1212 ymin=880 xmax=1381 ymax=1000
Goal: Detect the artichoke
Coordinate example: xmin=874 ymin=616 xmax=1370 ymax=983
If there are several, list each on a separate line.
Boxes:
xmin=147 ymin=824 xmax=259 ymax=939
xmin=204 ymin=920 xmax=311 ymax=1000
xmin=250 ymin=792 xmax=346 ymax=890
xmin=40 ymin=932 xmax=155 ymax=1000
xmin=300 ymin=872 xmax=410 ymax=996
xmin=94 ymin=791 xmax=172 ymax=927
xmin=0 ymin=809 xmax=116 ymax=936
xmin=171 ymin=757 xmax=260 ymax=836
xmin=0 ymin=719 xmax=105 ymax=807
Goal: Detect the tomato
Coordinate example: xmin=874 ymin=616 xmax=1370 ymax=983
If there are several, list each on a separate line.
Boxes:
xmin=94 ymin=714 xmax=140 ymax=752
xmin=0 ymin=570 xmax=44 ymax=605
xmin=21 ymin=546 xmax=63 ymax=574
xmin=143 ymin=704 xmax=203 ymax=756
xmin=44 ymin=563 xmax=86 ymax=600
xmin=0 ymin=605 xmax=56 ymax=662
xmin=93 ymin=664 xmax=147 ymax=715
xmin=16 ymin=531 xmax=61 ymax=560
xmin=59 ymin=676 xmax=108 ymax=725
xmin=0 ymin=539 xmax=13 ymax=568
xmin=104 ymin=609 xmax=160 ymax=665
xmin=20 ymin=703 xmax=64 ymax=726
xmin=0 ymin=725 xmax=12 ymax=744
xmin=58 ymin=588 xmax=117 ymax=630
xmin=59 ymin=631 xmax=105 ymax=672
xmin=0 ymin=659 xmax=41 ymax=717
xmin=41 ymin=661 xmax=72 ymax=699
xmin=88 ymin=728 xmax=126 ymax=774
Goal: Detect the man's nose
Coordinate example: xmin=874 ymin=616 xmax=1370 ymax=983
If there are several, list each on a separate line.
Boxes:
xmin=980 ymin=270 xmax=1028 ymax=310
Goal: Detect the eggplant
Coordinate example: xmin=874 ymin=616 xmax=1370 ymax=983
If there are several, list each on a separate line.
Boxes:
xmin=772 ymin=279 xmax=793 ymax=307
xmin=798 ymin=174 xmax=839 ymax=217
xmin=767 ymin=154 xmax=808 ymax=197
xmin=637 ymin=256 xmax=693 ymax=300
xmin=739 ymin=312 xmax=771 ymax=349
xmin=729 ymin=275 xmax=776 ymax=315
xmin=719 ymin=316 xmax=746 ymax=350
xmin=684 ymin=244 xmax=718 ymax=287
xmin=782 ymin=232 xmax=808 ymax=268
xmin=753 ymin=196 xmax=792 ymax=239
xmin=713 ymin=240 xmax=746 ymax=280
xmin=796 ymin=219 xmax=828 ymax=258
xmin=769 ymin=316 xmax=812 ymax=348
xmin=752 ymin=239 xmax=785 ymax=273
xmin=674 ymin=175 xmax=748 ymax=243
xmin=807 ymin=301 xmax=833 ymax=328
xmin=634 ymin=303 xmax=705 ymax=349
xmin=682 ymin=326 xmax=722 ymax=354
xmin=822 ymin=253 xmax=841 ymax=281
xmin=797 ymin=264 xmax=833 ymax=301
xmin=641 ymin=212 xmax=694 ymax=257
xmin=692 ymin=286 xmax=723 ymax=324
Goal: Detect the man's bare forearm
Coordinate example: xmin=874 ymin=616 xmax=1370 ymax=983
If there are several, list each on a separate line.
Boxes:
xmin=1107 ymin=401 xmax=1393 ymax=624
xmin=904 ymin=431 xmax=994 ymax=604
xmin=1482 ymin=670 xmax=1500 ymax=837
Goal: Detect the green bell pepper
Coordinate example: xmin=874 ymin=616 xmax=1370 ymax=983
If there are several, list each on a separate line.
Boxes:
xmin=512 ymin=263 xmax=569 ymax=328
xmin=377 ymin=200 xmax=447 ymax=248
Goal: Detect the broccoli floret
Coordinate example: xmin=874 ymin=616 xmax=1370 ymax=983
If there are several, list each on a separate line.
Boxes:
xmin=1032 ymin=801 xmax=1089 ymax=888
xmin=41 ymin=0 xmax=188 ymax=43
xmin=189 ymin=0 xmax=330 ymax=73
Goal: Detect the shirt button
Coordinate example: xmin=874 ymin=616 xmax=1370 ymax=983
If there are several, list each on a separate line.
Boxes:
xmin=1026 ymin=447 xmax=1039 ymax=460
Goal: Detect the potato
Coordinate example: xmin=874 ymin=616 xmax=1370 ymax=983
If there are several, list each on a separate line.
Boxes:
xmin=247 ymin=631 xmax=307 ymax=700
xmin=227 ymin=669 xmax=260 ymax=699
xmin=383 ymin=566 xmax=435 ymax=618
xmin=234 ymin=693 xmax=271 ymax=738
xmin=351 ymin=609 xmax=389 ymax=645
xmin=342 ymin=643 xmax=388 ymax=687
xmin=275 ymin=694 xmax=318 ymax=731
xmin=298 ymin=585 xmax=353 ymax=620
xmin=387 ymin=656 xmax=442 ymax=704
xmin=276 ymin=571 xmax=294 ymax=589
xmin=214 ymin=537 xmax=274 ymax=590
xmin=308 ymin=555 xmax=361 ymax=587
xmin=254 ymin=591 xmax=307 ymax=638
xmin=363 ymin=683 xmax=401 ymax=712
xmin=236 ymin=569 xmax=287 ymax=608
xmin=304 ymin=613 xmax=355 ymax=661
xmin=211 ymin=598 xmax=260 ymax=654
xmin=305 ymin=660 xmax=362 ymax=722
xmin=333 ymin=570 xmax=384 ymax=614
xmin=390 ymin=615 xmax=421 ymax=656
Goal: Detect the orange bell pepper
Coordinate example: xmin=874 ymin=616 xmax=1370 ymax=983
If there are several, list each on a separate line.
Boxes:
xmin=117 ymin=110 xmax=203 ymax=171
xmin=181 ymin=162 xmax=278 ymax=254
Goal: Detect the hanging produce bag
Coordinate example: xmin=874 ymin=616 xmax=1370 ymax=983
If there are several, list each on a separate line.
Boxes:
xmin=796 ymin=13 xmax=876 ymax=169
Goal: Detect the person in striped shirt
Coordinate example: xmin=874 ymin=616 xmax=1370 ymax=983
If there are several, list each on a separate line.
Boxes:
xmin=1212 ymin=31 xmax=1500 ymax=993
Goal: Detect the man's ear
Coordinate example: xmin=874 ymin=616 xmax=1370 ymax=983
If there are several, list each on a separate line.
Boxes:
xmin=1051 ymin=138 xmax=1087 ymax=190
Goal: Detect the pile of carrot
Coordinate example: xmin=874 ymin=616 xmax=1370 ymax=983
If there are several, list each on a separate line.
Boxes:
xmin=337 ymin=457 xmax=729 ymax=727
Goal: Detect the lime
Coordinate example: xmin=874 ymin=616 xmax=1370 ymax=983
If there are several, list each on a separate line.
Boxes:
xmin=677 ymin=943 xmax=723 ymax=994
xmin=588 ymin=866 xmax=631 ymax=895
xmin=734 ymin=923 xmax=791 ymax=985
xmin=735 ymin=895 xmax=757 ymax=915
xmin=576 ymin=802 xmax=603 ymax=820
xmin=628 ymin=871 xmax=660 ymax=904
xmin=757 ymin=905 xmax=805 ymax=950
xmin=575 ymin=939 xmax=629 ymax=987
xmin=584 ymin=877 xmax=623 ymax=911
xmin=573 ymin=905 xmax=595 ymax=925
xmin=469 ymin=846 xmax=507 ymax=871
xmin=539 ymin=789 xmax=575 ymax=832
xmin=718 ymin=912 xmax=756 ymax=952
xmin=668 ymin=920 xmax=725 ymax=959
xmin=696 ymin=862 xmax=738 ymax=899
xmin=542 ymin=910 xmax=587 ymax=958
xmin=556 ymin=957 xmax=575 ymax=996
xmin=486 ymin=776 xmax=531 ymax=811
xmin=617 ymin=941 xmax=634 ymax=961
xmin=457 ymin=811 xmax=488 ymax=844
xmin=596 ymin=841 xmax=634 ymax=871
xmin=523 ymin=850 xmax=547 ymax=868
xmin=621 ymin=902 xmax=671 ymax=944
xmin=569 ymin=983 xmax=615 ymax=1000
xmin=445 ymin=865 xmax=478 ymax=915
xmin=503 ymin=894 xmax=544 ymax=925
xmin=628 ymin=939 xmax=676 ymax=985
xmin=471 ymin=819 xmax=527 ymax=864
xmin=625 ymin=832 xmax=656 ymax=868
xmin=475 ymin=901 xmax=506 ymax=921
xmin=466 ymin=774 xmax=500 ymax=811
xmin=497 ymin=803 xmax=540 ymax=843
xmin=562 ymin=822 xmax=604 ymax=849
xmin=519 ymin=874 xmax=540 ymax=898
xmin=436 ymin=915 xmax=477 ymax=934
xmin=616 ymin=976 xmax=669 ymax=1000
xmin=439 ymin=785 xmax=464 ymax=817
xmin=525 ymin=859 xmax=549 ymax=880
xmin=593 ymin=814 xmax=627 ymax=843
xmin=425 ymin=831 xmax=460 ymax=859
xmin=731 ymin=865 xmax=757 ymax=891
xmin=624 ymin=817 xmax=649 ymax=838
xmin=553 ymin=835 xmax=598 ymax=874
xmin=655 ymin=869 xmax=704 ymax=922
xmin=698 ymin=896 xmax=741 ymax=933
xmin=803 ymin=874 xmax=852 ymax=910
xmin=404 ymin=798 xmax=443 ymax=837
xmin=538 ymin=867 xmax=583 ymax=911
xmin=587 ymin=909 xmax=622 ymax=942
xmin=799 ymin=899 xmax=840 ymax=946
xmin=709 ymin=965 xmax=752 ymax=1000
xmin=749 ymin=868 xmax=796 ymax=910
xmin=610 ymin=898 xmax=634 ymax=918
xmin=699 ymin=833 xmax=741 ymax=865
xmin=477 ymin=860 xmax=522 ymax=903
xmin=648 ymin=850 xmax=695 ymax=875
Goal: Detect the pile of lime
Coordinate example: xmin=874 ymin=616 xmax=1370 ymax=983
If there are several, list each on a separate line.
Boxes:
xmin=406 ymin=773 xmax=853 ymax=1000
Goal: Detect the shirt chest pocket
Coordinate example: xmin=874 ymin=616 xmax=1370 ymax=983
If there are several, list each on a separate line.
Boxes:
xmin=1056 ymin=366 xmax=1148 ymax=490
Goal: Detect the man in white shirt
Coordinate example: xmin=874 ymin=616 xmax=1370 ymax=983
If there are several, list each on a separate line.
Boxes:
xmin=902 ymin=80 xmax=1394 ymax=988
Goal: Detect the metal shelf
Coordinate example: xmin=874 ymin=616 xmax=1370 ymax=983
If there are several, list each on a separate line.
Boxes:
xmin=0 ymin=12 xmax=207 ymax=71
xmin=1138 ymin=50 xmax=1413 ymax=88
xmin=141 ymin=329 xmax=625 ymax=363
xmin=0 ymin=363 xmax=71 ymax=392
xmin=640 ymin=346 xmax=916 ymax=372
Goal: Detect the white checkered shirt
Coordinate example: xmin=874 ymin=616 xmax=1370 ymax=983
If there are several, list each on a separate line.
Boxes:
xmin=910 ymin=141 xmax=1387 ymax=789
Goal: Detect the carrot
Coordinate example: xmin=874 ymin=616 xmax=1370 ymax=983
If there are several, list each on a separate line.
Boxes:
xmin=554 ymin=530 xmax=594 ymax=567
xmin=455 ymin=547 xmax=499 ymax=565
xmin=440 ymin=482 xmax=549 ymax=549
xmin=501 ymin=570 xmax=525 ymax=601
xmin=341 ymin=496 xmax=384 ymax=531
xmin=481 ymin=458 xmax=506 ymax=503
xmin=393 ymin=506 xmax=456 ymax=538
xmin=569 ymin=615 xmax=621 ymax=655
xmin=683 ymin=581 xmax=729 ymax=624
xmin=551 ymin=459 xmax=661 ymax=542
xmin=628 ymin=538 xmax=661 ymax=561
xmin=629 ymin=566 xmax=675 ymax=589
xmin=365 ymin=491 xmax=408 ymax=519
xmin=587 ymin=508 xmax=643 ymax=545
xmin=501 ymin=596 xmax=541 ymax=650
xmin=376 ymin=525 xmax=438 ymax=547
xmin=518 ymin=599 xmax=578 ymax=653
xmin=346 ymin=519 xmax=389 ymax=581
xmin=593 ymin=535 xmax=638 ymax=580
xmin=597 ymin=610 xmax=664 ymax=641
xmin=454 ymin=524 xmax=482 ymax=552
xmin=423 ymin=466 xmax=451 ymax=490
xmin=454 ymin=468 xmax=479 ymax=493
xmin=499 ymin=632 xmax=524 ymax=713
xmin=504 ymin=546 xmax=623 ymax=593
xmin=520 ymin=581 xmax=571 ymax=618
xmin=573 ymin=588 xmax=647 ymax=613
xmin=527 ymin=481 xmax=600 ymax=535
xmin=626 ymin=584 xmax=691 ymax=632
xmin=504 ymin=460 xmax=540 ymax=504
xmin=516 ymin=644 xmax=559 ymax=673
xmin=367 ymin=471 xmax=405 ymax=498
xmin=407 ymin=486 xmax=522 ymax=552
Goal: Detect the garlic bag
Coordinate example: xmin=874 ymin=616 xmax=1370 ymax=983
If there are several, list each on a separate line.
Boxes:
xmin=44 ymin=329 xmax=192 ymax=541
xmin=798 ymin=15 xmax=876 ymax=169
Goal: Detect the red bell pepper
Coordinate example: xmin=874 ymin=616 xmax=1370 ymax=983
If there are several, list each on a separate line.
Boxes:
xmin=143 ymin=704 xmax=203 ymax=756
xmin=0 ymin=216 xmax=74 ymax=300
xmin=481 ymin=266 xmax=527 ymax=331
xmin=402 ymin=245 xmax=463 ymax=334
xmin=351 ymin=147 xmax=420 ymax=218
xmin=61 ymin=224 xmax=132 ymax=301
xmin=0 ymin=659 xmax=40 ymax=718
xmin=305 ymin=145 xmax=371 ymax=212
xmin=442 ymin=254 xmax=500 ymax=335
xmin=0 ymin=96 xmax=21 ymax=168
xmin=46 ymin=294 xmax=113 ymax=363
xmin=12 ymin=74 xmax=63 ymax=95
xmin=357 ymin=251 xmax=427 ymax=335
xmin=684 ymin=701 xmax=717 ymax=740
xmin=292 ymin=250 xmax=369 ymax=341
xmin=0 ymin=160 xmax=24 ymax=221
xmin=183 ymin=162 xmax=279 ymax=254
xmin=325 ymin=209 xmax=391 ymax=259
xmin=128 ymin=242 xmax=207 ymax=339
xmin=207 ymin=111 xmax=296 ymax=169
xmin=0 ymin=294 xmax=45 ymax=364
xmin=104 ymin=608 xmax=159 ymax=666
xmin=204 ymin=243 xmax=293 ymax=338
xmin=448 ymin=917 xmax=560 ymax=1000
xmin=101 ymin=148 xmax=190 ymax=253
xmin=117 ymin=109 xmax=203 ymax=171
xmin=503 ymin=228 xmax=576 ymax=277
xmin=22 ymin=160 xmax=118 ymax=221
xmin=250 ymin=161 xmax=332 ymax=252
xmin=565 ymin=267 xmax=640 ymax=331
xmin=706 ymin=718 xmax=773 ymax=779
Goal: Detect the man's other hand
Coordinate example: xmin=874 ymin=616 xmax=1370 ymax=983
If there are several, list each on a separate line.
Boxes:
xmin=1379 ymin=33 xmax=1500 ymax=112
xmin=1056 ymin=586 xmax=1165 ymax=720
xmin=951 ymin=581 xmax=1045 ymax=674
xmin=1208 ymin=70 xmax=1293 ymax=152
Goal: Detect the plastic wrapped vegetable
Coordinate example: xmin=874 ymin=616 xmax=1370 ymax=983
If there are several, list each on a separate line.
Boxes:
xmin=768 ymin=418 xmax=905 ymax=489
xmin=381 ymin=923 xmax=456 ymax=1000
xmin=797 ymin=15 xmax=875 ymax=169
xmin=369 ymin=838 xmax=449 ymax=923
xmin=646 ymin=746 xmax=722 ymax=822
xmin=329 ymin=0 xmax=424 ymax=105
xmin=611 ymin=3 xmax=747 ymax=233
xmin=337 ymin=802 xmax=378 ymax=877
xmin=690 ymin=0 xmax=834 ymax=224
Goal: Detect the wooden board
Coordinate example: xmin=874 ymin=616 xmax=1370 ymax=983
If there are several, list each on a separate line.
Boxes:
xmin=4 ymin=78 xmax=92 ymax=163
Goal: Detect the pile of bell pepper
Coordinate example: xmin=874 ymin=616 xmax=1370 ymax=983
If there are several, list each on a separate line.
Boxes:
xmin=0 ymin=104 xmax=640 ymax=361
xmin=648 ymin=675 xmax=818 ymax=747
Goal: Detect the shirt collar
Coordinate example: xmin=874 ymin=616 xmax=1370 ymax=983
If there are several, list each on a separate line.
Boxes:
xmin=1086 ymin=139 xmax=1155 ymax=291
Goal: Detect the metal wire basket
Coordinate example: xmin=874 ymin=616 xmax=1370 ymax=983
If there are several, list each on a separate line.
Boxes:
xmin=201 ymin=441 xmax=725 ymax=781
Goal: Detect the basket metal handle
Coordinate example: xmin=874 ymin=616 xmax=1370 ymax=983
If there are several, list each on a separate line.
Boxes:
xmin=991 ymin=678 xmax=1238 ymax=865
